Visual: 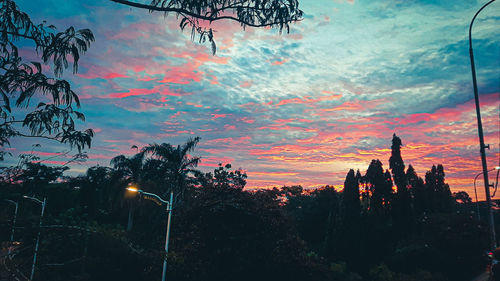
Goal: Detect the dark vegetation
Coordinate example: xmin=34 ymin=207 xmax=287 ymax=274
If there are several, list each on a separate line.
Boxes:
xmin=0 ymin=134 xmax=492 ymax=281
xmin=0 ymin=0 xmax=94 ymax=157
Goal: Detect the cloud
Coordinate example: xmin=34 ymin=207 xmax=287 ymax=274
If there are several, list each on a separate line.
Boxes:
xmin=8 ymin=0 xmax=498 ymax=200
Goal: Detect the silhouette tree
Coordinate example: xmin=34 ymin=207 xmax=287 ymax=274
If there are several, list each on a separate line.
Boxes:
xmin=281 ymin=185 xmax=304 ymax=199
xmin=79 ymin=166 xmax=115 ymax=216
xmin=384 ymin=169 xmax=393 ymax=200
xmin=389 ymin=134 xmax=412 ymax=233
xmin=406 ymin=164 xmax=426 ymax=215
xmin=0 ymin=0 xmax=94 ymax=153
xmin=389 ymin=134 xmax=407 ymax=193
xmin=111 ymin=151 xmax=147 ymax=184
xmin=453 ymin=191 xmax=472 ymax=204
xmin=300 ymin=186 xmax=340 ymax=258
xmin=110 ymin=0 xmax=303 ymax=54
xmin=337 ymin=169 xmax=363 ymax=267
xmin=14 ymin=161 xmax=68 ymax=195
xmin=197 ymin=163 xmax=247 ymax=190
xmin=341 ymin=169 xmax=360 ymax=223
xmin=142 ymin=137 xmax=201 ymax=202
xmin=366 ymin=159 xmax=392 ymax=213
xmin=425 ymin=164 xmax=452 ymax=212
xmin=111 ymin=151 xmax=147 ymax=231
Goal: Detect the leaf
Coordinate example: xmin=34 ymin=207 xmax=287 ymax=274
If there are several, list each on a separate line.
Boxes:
xmin=31 ymin=61 xmax=42 ymax=72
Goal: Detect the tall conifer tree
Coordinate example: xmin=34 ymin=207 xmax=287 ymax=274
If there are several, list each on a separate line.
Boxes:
xmin=366 ymin=159 xmax=392 ymax=213
xmin=389 ymin=134 xmax=412 ymax=230
xmin=389 ymin=134 xmax=407 ymax=193
xmin=341 ymin=169 xmax=360 ymax=222
xmin=407 ymin=165 xmax=426 ymax=215
xmin=425 ymin=164 xmax=452 ymax=212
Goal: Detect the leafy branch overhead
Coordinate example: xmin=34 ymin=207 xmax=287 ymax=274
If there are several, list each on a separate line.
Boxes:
xmin=110 ymin=0 xmax=303 ymax=54
xmin=0 ymin=0 xmax=94 ymax=152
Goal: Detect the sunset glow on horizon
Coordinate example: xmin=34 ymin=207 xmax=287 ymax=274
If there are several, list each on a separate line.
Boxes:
xmin=7 ymin=0 xmax=499 ymax=201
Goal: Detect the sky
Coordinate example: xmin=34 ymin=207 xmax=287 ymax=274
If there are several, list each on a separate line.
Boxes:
xmin=6 ymin=0 xmax=500 ymax=200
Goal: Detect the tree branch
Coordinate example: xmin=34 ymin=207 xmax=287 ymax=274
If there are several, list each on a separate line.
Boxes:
xmin=0 ymin=30 xmax=46 ymax=46
xmin=0 ymin=120 xmax=24 ymax=126
xmin=109 ymin=0 xmax=301 ymax=27
xmin=15 ymin=132 xmax=62 ymax=141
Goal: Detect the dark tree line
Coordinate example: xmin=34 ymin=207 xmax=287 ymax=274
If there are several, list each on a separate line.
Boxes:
xmin=0 ymin=134 xmax=489 ymax=281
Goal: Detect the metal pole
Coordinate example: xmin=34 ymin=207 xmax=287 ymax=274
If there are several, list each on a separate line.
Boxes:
xmin=3 ymin=200 xmax=19 ymax=243
xmin=10 ymin=202 xmax=18 ymax=242
xmin=474 ymin=172 xmax=482 ymax=220
xmin=161 ymin=192 xmax=174 ymax=281
xmin=30 ymin=197 xmax=46 ymax=281
xmin=469 ymin=0 xmax=497 ymax=250
xmin=5 ymin=200 xmax=19 ymax=257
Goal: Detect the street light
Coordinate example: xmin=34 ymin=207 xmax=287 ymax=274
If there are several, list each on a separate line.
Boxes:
xmin=127 ymin=187 xmax=173 ymax=281
xmin=469 ymin=0 xmax=497 ymax=250
xmin=3 ymin=199 xmax=18 ymax=243
xmin=474 ymin=167 xmax=500 ymax=220
xmin=23 ymin=195 xmax=47 ymax=281
xmin=3 ymin=199 xmax=19 ymax=257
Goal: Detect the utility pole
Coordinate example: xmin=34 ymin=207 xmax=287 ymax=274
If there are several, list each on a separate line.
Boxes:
xmin=468 ymin=0 xmax=497 ymax=250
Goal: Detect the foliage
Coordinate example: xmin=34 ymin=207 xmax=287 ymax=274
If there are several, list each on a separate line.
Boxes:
xmin=171 ymin=184 xmax=330 ymax=281
xmin=285 ymin=185 xmax=340 ymax=257
xmin=110 ymin=0 xmax=303 ymax=54
xmin=141 ymin=137 xmax=201 ymax=200
xmin=0 ymin=0 xmax=94 ymax=152
xmin=341 ymin=169 xmax=360 ymax=223
xmin=0 ymin=135 xmax=483 ymax=281
xmin=389 ymin=133 xmax=407 ymax=193
xmin=197 ymin=163 xmax=247 ymax=190
xmin=389 ymin=133 xmax=412 ymax=235
xmin=425 ymin=164 xmax=453 ymax=212
xmin=385 ymin=213 xmax=488 ymax=281
xmin=365 ymin=159 xmax=392 ymax=213
xmin=453 ymin=191 xmax=472 ymax=204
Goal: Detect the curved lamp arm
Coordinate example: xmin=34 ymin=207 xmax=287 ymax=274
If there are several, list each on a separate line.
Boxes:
xmin=127 ymin=187 xmax=171 ymax=208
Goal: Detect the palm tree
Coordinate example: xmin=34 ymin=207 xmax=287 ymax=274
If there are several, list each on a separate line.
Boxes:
xmin=142 ymin=137 xmax=201 ymax=205
xmin=110 ymin=150 xmax=146 ymax=231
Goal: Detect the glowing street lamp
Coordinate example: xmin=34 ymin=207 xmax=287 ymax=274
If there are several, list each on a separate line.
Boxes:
xmin=22 ymin=195 xmax=47 ymax=281
xmin=126 ymin=186 xmax=139 ymax=193
xmin=473 ymin=167 xmax=500 ymax=220
xmin=127 ymin=187 xmax=173 ymax=281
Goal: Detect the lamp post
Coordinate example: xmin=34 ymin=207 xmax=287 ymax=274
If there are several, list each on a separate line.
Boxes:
xmin=127 ymin=187 xmax=173 ymax=281
xmin=23 ymin=195 xmax=47 ymax=281
xmin=474 ymin=167 xmax=500 ymax=220
xmin=3 ymin=199 xmax=18 ymax=243
xmin=469 ymin=0 xmax=497 ymax=250
xmin=3 ymin=199 xmax=19 ymax=257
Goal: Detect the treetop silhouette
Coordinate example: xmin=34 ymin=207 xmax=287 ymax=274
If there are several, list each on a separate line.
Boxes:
xmin=0 ymin=0 xmax=94 ymax=154
xmin=110 ymin=0 xmax=303 ymax=54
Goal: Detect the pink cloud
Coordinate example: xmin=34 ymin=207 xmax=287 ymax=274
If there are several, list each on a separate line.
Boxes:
xmin=224 ymin=125 xmax=236 ymax=131
xmin=186 ymin=102 xmax=204 ymax=108
xmin=77 ymin=65 xmax=128 ymax=80
xmin=104 ymin=73 xmax=128 ymax=79
xmin=238 ymin=117 xmax=256 ymax=124
xmin=103 ymin=85 xmax=187 ymax=99
xmin=205 ymin=136 xmax=251 ymax=146
xmin=269 ymin=93 xmax=342 ymax=107
xmin=211 ymin=113 xmax=230 ymax=120
xmin=240 ymin=81 xmax=253 ymax=88
xmin=199 ymin=156 xmax=235 ymax=168
xmin=271 ymin=58 xmax=289 ymax=65
xmin=107 ymin=88 xmax=158 ymax=99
